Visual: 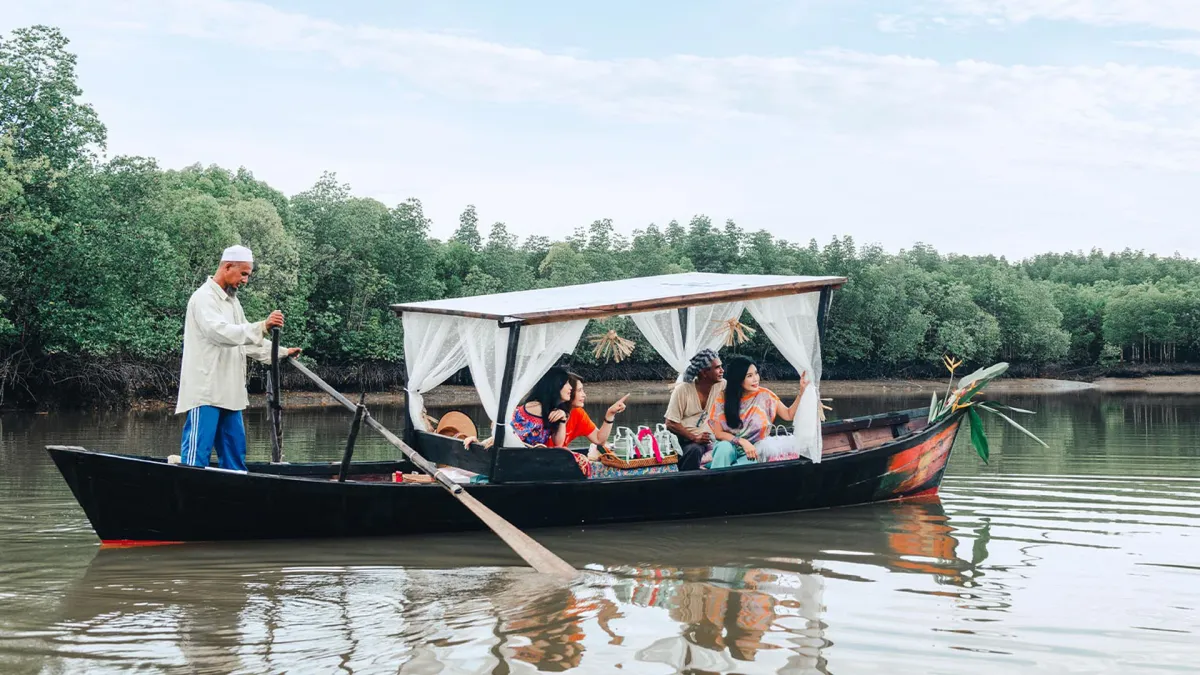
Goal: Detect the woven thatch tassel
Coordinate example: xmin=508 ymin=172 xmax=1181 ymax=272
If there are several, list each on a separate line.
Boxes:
xmin=714 ymin=318 xmax=756 ymax=346
xmin=589 ymin=330 xmax=636 ymax=363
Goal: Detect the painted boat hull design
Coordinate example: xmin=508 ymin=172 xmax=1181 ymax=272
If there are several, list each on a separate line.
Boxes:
xmin=45 ymin=408 xmax=962 ymax=544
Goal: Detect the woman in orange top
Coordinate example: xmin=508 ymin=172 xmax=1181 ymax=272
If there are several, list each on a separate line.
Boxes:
xmin=557 ymin=372 xmax=629 ymax=448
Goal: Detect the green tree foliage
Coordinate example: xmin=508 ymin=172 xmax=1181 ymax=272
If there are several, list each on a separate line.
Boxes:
xmin=290 ymin=173 xmax=440 ymax=362
xmin=5 ymin=23 xmax=1200 ymax=406
xmin=1102 ymin=280 xmax=1200 ymax=363
xmin=947 ymin=257 xmax=1069 ymax=364
xmin=0 ymin=26 xmax=105 ymax=170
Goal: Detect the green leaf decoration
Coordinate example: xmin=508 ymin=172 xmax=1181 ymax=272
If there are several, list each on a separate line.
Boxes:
xmin=957 ymin=362 xmax=1009 ymax=392
xmin=928 ymin=393 xmax=940 ymax=423
xmin=954 ymin=362 xmax=1010 ymax=407
xmin=978 ymin=401 xmax=1035 ymax=415
xmin=968 ymin=406 xmax=989 ymax=464
xmin=978 ymin=402 xmax=1049 ymax=448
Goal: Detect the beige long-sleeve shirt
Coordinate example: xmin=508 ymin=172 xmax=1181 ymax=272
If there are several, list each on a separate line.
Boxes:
xmin=665 ymin=380 xmax=725 ymax=434
xmin=175 ymin=277 xmax=275 ymax=414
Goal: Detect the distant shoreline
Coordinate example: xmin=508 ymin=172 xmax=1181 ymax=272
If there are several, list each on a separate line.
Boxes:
xmin=7 ymin=356 xmax=1200 ymax=413
xmin=110 ymin=374 xmax=1200 ymax=413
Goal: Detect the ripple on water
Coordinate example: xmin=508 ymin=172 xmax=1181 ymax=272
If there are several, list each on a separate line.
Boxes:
xmin=3 ymin=395 xmax=1200 ymax=673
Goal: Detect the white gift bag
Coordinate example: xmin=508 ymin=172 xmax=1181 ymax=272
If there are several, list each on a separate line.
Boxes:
xmin=610 ymin=426 xmax=637 ymax=459
xmin=655 ymin=423 xmax=682 ymax=456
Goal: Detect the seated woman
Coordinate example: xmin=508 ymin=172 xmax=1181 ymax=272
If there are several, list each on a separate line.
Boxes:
xmin=463 ymin=368 xmax=660 ymax=480
xmin=510 ymin=367 xmax=573 ymax=447
xmin=558 ymin=372 xmax=629 ymax=450
xmin=704 ymin=355 xmax=810 ymax=469
xmin=507 ymin=368 xmax=624 ymax=478
xmin=463 ymin=367 xmax=572 ymax=448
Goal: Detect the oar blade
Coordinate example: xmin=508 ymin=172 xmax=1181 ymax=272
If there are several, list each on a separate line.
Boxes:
xmin=455 ymin=490 xmax=577 ymax=579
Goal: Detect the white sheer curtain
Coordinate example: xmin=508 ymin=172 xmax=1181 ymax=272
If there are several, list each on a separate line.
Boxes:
xmin=504 ymin=321 xmax=589 ymax=442
xmin=401 ymin=312 xmax=469 ymax=431
xmin=628 ymin=301 xmax=745 ymax=380
xmin=460 ymin=317 xmax=589 ymax=446
xmin=458 ymin=318 xmax=505 ymax=437
xmin=747 ymin=293 xmax=824 ymax=463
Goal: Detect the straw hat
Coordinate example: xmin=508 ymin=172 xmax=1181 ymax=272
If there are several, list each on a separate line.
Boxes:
xmin=434 ymin=411 xmax=476 ymax=439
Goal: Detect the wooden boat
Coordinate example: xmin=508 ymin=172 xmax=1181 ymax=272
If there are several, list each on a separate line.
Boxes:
xmin=46 ymin=406 xmax=957 ymax=544
xmin=45 ymin=272 xmax=971 ymax=546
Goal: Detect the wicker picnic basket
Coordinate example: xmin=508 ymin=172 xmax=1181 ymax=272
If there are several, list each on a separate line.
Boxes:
xmin=598 ymin=425 xmax=679 ymax=469
xmin=598 ymin=448 xmax=677 ymax=469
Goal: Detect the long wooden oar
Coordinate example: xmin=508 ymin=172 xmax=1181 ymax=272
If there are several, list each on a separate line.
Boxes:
xmin=286 ymin=357 xmax=576 ymax=579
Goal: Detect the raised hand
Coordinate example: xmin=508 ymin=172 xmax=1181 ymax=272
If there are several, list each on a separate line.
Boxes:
xmin=606 ymin=394 xmax=630 ymax=420
xmin=547 ymin=408 xmax=567 ymax=423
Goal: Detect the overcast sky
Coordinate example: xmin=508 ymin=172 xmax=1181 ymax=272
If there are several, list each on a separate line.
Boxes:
xmin=4 ymin=0 xmax=1199 ymax=259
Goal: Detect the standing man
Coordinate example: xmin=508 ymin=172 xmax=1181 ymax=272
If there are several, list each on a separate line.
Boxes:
xmin=664 ymin=349 xmax=726 ymax=471
xmin=175 ymin=245 xmax=301 ymax=471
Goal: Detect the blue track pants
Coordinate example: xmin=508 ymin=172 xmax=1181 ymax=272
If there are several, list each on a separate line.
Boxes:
xmin=180 ymin=406 xmax=247 ymax=471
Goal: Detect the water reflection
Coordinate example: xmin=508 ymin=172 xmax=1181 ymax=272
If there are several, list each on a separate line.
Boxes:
xmin=5 ymin=392 xmax=1200 ymax=673
xmin=28 ymin=500 xmax=981 ymax=673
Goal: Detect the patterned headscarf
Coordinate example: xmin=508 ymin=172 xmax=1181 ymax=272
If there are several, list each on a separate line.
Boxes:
xmin=682 ymin=348 xmax=720 ymax=383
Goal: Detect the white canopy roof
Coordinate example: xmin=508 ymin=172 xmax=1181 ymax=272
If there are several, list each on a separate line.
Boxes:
xmin=391 ymin=272 xmax=845 ymax=325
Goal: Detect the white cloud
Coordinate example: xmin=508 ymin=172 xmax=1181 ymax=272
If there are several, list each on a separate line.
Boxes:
xmin=35 ymin=0 xmax=1200 ymax=167
xmin=4 ymin=0 xmax=1200 ymax=257
xmin=918 ymin=0 xmax=1200 ymax=33
xmin=1124 ymin=39 xmax=1200 ymax=57
xmin=876 ymin=14 xmax=921 ymax=33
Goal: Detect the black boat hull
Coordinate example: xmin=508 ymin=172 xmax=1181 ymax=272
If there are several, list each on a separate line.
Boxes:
xmin=45 ymin=409 xmax=962 ymax=545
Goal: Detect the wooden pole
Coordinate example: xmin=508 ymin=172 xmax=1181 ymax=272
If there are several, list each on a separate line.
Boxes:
xmin=287 ymin=357 xmax=576 ymax=579
xmin=489 ymin=323 xmax=522 ymax=483
xmin=268 ymin=327 xmax=283 ymax=463
xmin=337 ymin=398 xmax=366 ymax=483
xmin=400 ymin=370 xmax=416 ymax=449
xmin=816 ymin=287 xmax=832 ymax=345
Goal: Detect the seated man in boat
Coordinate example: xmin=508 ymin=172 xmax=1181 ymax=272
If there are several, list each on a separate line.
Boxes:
xmin=175 ymin=245 xmax=301 ymax=471
xmin=664 ymin=349 xmax=726 ymax=471
xmin=704 ymin=355 xmax=810 ymax=469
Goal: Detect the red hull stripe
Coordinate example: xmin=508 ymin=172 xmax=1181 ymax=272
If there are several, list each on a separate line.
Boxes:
xmin=100 ymin=539 xmax=187 ymax=548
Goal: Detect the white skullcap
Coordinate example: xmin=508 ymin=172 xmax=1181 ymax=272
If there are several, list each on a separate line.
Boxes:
xmin=220 ymin=245 xmax=254 ymax=263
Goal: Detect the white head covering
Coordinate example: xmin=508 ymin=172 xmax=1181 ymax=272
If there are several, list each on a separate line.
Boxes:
xmin=220 ymin=245 xmax=254 ymax=263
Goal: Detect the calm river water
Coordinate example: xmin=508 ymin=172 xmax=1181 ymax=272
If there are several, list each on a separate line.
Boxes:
xmin=1 ymin=391 xmax=1199 ymax=674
